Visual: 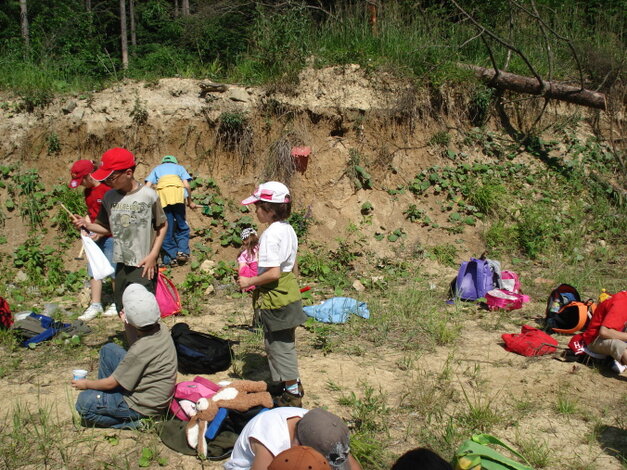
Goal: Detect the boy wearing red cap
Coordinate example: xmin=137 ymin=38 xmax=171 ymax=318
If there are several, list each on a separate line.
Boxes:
xmin=69 ymin=160 xmax=117 ymax=321
xmin=73 ymin=148 xmax=167 ymax=339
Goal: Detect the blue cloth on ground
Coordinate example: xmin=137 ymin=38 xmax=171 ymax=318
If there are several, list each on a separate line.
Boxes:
xmin=303 ymin=297 xmax=370 ymax=324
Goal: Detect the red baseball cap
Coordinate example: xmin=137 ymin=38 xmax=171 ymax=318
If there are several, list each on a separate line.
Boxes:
xmin=91 ymin=148 xmax=136 ymax=181
xmin=269 ymin=446 xmax=330 ymax=470
xmin=68 ymin=160 xmax=95 ymax=188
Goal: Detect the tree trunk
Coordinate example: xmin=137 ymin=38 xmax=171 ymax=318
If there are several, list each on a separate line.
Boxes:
xmin=120 ymin=0 xmax=128 ymax=69
xmin=129 ymin=0 xmax=136 ymax=48
xmin=462 ymin=64 xmax=607 ymax=111
xmin=174 ymin=0 xmax=179 ymax=18
xmin=19 ymin=0 xmax=29 ymax=52
xmin=85 ymin=0 xmax=91 ymax=12
xmin=181 ymin=0 xmax=190 ymax=16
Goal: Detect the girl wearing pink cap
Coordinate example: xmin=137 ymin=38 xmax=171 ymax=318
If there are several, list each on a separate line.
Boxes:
xmin=238 ymin=181 xmax=307 ymax=407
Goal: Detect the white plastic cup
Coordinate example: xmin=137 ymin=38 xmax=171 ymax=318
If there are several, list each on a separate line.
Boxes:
xmin=72 ymin=369 xmax=88 ymax=380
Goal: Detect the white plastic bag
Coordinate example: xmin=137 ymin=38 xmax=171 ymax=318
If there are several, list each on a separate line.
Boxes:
xmin=81 ymin=235 xmax=115 ymax=280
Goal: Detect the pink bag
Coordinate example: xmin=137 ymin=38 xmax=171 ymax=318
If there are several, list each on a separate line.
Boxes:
xmin=486 ymin=289 xmax=530 ymax=311
xmin=156 ymin=272 xmax=181 ymax=317
xmin=500 ymin=270 xmax=521 ymax=294
xmin=170 ymin=376 xmax=221 ymax=420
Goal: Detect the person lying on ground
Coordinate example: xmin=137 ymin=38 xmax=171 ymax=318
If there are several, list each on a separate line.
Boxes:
xmin=72 ymin=283 xmax=177 ymax=429
xmin=224 ymin=407 xmax=362 ymax=470
xmin=582 ymin=290 xmax=627 ymax=373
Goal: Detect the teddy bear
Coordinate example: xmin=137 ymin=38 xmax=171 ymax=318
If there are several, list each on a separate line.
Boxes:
xmin=186 ymin=380 xmax=273 ymax=458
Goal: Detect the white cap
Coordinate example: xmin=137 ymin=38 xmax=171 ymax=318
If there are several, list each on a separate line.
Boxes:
xmin=122 ymin=284 xmax=160 ymax=328
xmin=241 ymin=181 xmax=290 ymax=205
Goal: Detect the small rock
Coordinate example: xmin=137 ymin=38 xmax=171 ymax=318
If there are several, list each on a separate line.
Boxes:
xmin=204 ymin=285 xmax=215 ymax=295
xmin=15 ymin=270 xmax=28 ymax=282
xmin=352 ymin=280 xmax=365 ymax=292
xmin=599 ymin=240 xmax=606 ymax=247
xmin=62 ymin=101 xmax=77 ymax=114
xmin=200 ymin=259 xmax=216 ymax=273
xmin=229 ymin=88 xmax=249 ymax=103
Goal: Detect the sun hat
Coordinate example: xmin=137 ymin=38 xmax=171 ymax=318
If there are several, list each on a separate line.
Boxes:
xmin=122 ymin=283 xmax=160 ymax=328
xmin=240 ymin=227 xmax=257 ymax=240
xmin=241 ymin=181 xmax=290 ymax=205
xmin=296 ymin=408 xmax=351 ymax=470
xmin=68 ymin=160 xmax=95 ymax=188
xmin=269 ymin=446 xmax=330 ymax=470
xmin=162 ymin=155 xmax=178 ymax=164
xmin=91 ymin=148 xmax=136 ymax=181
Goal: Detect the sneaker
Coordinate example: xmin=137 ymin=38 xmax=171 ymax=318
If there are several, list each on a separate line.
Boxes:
xmin=78 ymin=303 xmax=103 ymax=321
xmin=176 ymin=252 xmax=189 ymax=265
xmin=274 ymin=390 xmax=303 ymax=408
xmin=611 ymin=359 xmax=626 ymax=374
xmin=102 ymin=304 xmax=118 ymax=317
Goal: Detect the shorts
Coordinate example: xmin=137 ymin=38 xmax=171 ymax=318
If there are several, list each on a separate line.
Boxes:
xmin=587 ymin=336 xmax=627 ymax=362
xmin=87 ymin=236 xmax=116 ymax=279
xmin=113 ymin=264 xmax=156 ymax=314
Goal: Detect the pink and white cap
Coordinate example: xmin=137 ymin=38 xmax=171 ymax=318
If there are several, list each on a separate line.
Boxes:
xmin=241 ymin=181 xmax=291 ymax=205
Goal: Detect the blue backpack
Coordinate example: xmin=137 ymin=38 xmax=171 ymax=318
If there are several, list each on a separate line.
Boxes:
xmin=453 ymin=258 xmax=496 ymax=301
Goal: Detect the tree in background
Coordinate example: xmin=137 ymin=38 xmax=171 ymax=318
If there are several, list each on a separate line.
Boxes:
xmin=120 ymin=0 xmax=128 ymax=69
xmin=19 ymin=0 xmax=29 ymax=54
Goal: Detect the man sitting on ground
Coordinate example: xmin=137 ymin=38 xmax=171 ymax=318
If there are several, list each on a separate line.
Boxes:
xmin=72 ymin=283 xmax=178 ymax=428
xmin=582 ymin=290 xmax=627 ymax=373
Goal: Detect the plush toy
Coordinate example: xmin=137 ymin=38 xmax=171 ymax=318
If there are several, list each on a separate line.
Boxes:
xmin=186 ymin=380 xmax=273 ymax=458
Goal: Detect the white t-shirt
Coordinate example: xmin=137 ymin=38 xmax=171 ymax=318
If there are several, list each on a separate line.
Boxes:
xmin=257 ymin=221 xmax=298 ymax=274
xmin=224 ymin=407 xmax=307 ymax=470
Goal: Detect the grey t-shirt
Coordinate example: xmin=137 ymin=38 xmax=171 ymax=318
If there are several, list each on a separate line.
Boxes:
xmin=96 ymin=184 xmax=166 ymax=266
xmin=112 ymin=324 xmax=178 ymax=416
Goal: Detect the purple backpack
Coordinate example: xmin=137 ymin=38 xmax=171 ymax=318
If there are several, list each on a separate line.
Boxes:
xmin=454 ymin=258 xmax=495 ymax=301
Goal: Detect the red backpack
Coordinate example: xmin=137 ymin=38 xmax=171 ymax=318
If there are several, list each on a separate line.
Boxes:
xmin=0 ymin=297 xmax=13 ymax=329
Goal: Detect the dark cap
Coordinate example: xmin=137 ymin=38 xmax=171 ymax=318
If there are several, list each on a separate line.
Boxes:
xmin=297 ymin=408 xmax=351 ymax=470
xmin=269 ymin=446 xmax=331 ymax=470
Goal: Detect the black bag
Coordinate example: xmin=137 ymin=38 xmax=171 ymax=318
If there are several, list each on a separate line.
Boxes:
xmin=171 ymin=323 xmax=233 ymax=374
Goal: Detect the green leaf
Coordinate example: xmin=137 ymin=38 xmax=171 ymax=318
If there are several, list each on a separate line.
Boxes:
xmin=141 ymin=448 xmax=154 ymax=459
xmin=138 ymin=457 xmax=151 ymax=467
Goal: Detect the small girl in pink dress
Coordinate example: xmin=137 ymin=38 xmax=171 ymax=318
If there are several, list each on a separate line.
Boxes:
xmin=237 ymin=228 xmax=259 ymax=292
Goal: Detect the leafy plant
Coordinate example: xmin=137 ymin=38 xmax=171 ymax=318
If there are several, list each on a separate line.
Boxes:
xmin=288 ymin=209 xmax=312 ymax=239
xmin=130 ymin=95 xmax=148 ymax=125
xmin=347 ymin=149 xmax=372 ymax=190
xmin=47 ymin=132 xmax=61 ymax=154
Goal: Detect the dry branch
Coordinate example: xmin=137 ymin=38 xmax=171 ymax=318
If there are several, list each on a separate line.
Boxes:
xmin=461 ymin=64 xmax=607 ymax=110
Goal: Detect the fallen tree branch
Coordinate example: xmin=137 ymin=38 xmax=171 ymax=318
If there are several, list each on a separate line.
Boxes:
xmin=460 ymin=63 xmax=607 ymax=110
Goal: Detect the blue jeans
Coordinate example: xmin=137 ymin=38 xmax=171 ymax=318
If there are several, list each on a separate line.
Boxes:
xmin=87 ymin=236 xmax=116 ymax=279
xmin=162 ymin=203 xmax=190 ymax=264
xmin=75 ymin=343 xmax=144 ymax=429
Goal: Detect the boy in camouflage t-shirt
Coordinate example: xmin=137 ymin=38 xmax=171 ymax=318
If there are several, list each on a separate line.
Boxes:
xmin=73 ymin=148 xmax=167 ymax=343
